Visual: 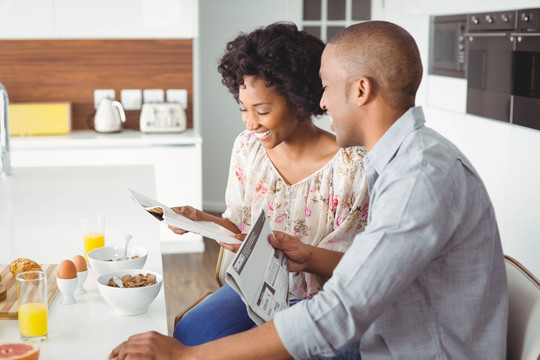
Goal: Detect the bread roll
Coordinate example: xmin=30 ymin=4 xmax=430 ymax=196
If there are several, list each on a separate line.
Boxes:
xmin=10 ymin=258 xmax=43 ymax=276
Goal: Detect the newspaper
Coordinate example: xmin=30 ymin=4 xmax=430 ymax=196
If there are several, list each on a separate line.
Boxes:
xmin=225 ymin=209 xmax=289 ymax=325
xmin=127 ymin=188 xmax=241 ymax=245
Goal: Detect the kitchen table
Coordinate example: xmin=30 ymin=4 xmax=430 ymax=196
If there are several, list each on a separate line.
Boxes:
xmin=0 ymin=165 xmax=168 ymax=359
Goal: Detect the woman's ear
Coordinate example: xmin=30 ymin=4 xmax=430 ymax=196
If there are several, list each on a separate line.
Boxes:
xmin=355 ymin=77 xmax=372 ymax=106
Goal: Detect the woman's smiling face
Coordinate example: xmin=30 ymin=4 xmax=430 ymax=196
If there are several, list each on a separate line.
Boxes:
xmin=238 ymin=76 xmax=299 ymax=149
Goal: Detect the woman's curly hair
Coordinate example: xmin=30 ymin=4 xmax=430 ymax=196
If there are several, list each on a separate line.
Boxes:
xmin=218 ymin=22 xmax=325 ymax=122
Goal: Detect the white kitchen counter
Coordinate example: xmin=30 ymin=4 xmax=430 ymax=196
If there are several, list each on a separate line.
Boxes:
xmin=0 ymin=165 xmax=167 ymax=359
xmin=10 ymin=129 xmax=202 ymax=150
xmin=9 ymin=129 xmax=205 ymax=254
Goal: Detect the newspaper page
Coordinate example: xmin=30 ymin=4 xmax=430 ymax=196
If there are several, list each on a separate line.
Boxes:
xmin=127 ymin=188 xmax=241 ymax=245
xmin=225 ymin=209 xmax=289 ymax=325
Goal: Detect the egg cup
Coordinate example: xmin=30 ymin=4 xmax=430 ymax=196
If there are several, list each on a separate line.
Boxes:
xmin=56 ymin=277 xmax=78 ymax=305
xmin=75 ymin=270 xmax=88 ymax=295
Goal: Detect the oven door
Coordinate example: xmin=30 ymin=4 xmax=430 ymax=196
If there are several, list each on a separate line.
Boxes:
xmin=466 ymin=33 xmax=514 ymax=122
xmin=512 ymin=34 xmax=540 ymax=130
xmin=429 ymin=16 xmax=466 ymax=78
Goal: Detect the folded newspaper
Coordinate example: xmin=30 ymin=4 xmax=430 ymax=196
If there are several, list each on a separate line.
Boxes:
xmin=127 ymin=188 xmax=241 ymax=245
xmin=226 ymin=209 xmax=289 ymax=325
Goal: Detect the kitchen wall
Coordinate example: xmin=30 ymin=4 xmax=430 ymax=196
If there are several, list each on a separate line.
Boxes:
xmin=372 ymin=0 xmax=540 ymax=277
xmin=0 ymin=0 xmax=197 ymax=130
xmin=0 ymin=39 xmax=193 ymax=130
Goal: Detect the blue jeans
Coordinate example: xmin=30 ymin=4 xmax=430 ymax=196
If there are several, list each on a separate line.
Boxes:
xmin=174 ymin=284 xmax=256 ymax=345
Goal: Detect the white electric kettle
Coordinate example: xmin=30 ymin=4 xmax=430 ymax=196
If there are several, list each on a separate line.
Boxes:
xmin=94 ymin=98 xmax=126 ymax=133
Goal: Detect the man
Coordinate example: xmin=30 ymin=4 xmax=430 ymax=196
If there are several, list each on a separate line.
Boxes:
xmin=109 ymin=21 xmax=508 ymax=360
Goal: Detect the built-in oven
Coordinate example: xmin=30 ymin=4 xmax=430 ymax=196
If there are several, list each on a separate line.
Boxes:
xmin=429 ymin=14 xmax=467 ymax=78
xmin=465 ymin=10 xmax=516 ymax=123
xmin=512 ymin=8 xmax=540 ymax=130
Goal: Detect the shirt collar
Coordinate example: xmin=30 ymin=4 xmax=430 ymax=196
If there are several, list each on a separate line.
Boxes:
xmin=364 ymin=106 xmax=425 ymax=190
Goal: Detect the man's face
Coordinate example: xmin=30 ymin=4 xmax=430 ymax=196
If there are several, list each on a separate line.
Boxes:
xmin=319 ymin=44 xmax=361 ymax=148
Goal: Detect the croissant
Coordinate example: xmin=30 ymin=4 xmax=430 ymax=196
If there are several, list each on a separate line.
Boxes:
xmin=10 ymin=258 xmax=43 ymax=276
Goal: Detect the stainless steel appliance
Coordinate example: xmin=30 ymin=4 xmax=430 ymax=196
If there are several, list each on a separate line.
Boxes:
xmin=139 ymin=103 xmax=186 ymax=133
xmin=429 ymin=14 xmax=467 ymax=78
xmin=465 ymin=10 xmax=516 ymax=123
xmin=512 ymin=8 xmax=540 ymax=130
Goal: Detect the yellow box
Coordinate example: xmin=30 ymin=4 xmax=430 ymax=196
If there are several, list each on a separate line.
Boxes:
xmin=9 ymin=103 xmax=71 ymax=135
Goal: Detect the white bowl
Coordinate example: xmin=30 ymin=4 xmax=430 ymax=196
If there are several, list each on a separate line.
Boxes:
xmin=97 ymin=269 xmax=163 ymax=316
xmin=88 ymin=245 xmax=148 ymax=276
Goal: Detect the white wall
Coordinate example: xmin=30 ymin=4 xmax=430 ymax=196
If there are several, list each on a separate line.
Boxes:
xmin=373 ymin=0 xmax=540 ymax=277
xmin=198 ymin=0 xmax=298 ymax=211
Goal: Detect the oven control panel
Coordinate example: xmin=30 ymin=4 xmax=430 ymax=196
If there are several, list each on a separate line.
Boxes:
xmin=467 ymin=10 xmax=516 ymax=32
xmin=139 ymin=103 xmax=186 ymax=133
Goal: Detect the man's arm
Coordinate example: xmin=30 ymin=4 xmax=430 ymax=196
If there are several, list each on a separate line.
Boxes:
xmin=109 ymin=320 xmax=291 ymax=360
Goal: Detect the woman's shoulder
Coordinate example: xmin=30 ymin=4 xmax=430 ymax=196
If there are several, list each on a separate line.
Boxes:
xmin=233 ymin=129 xmax=260 ymax=149
xmin=336 ymin=146 xmax=367 ymax=168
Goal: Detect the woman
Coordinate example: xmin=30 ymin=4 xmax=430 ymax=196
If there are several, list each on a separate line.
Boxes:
xmin=171 ymin=22 xmax=369 ymax=347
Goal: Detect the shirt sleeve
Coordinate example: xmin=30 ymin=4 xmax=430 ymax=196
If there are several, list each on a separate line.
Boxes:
xmin=274 ymin=157 xmax=467 ymax=358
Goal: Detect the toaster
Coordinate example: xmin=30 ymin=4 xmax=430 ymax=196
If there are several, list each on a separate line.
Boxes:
xmin=139 ymin=103 xmax=186 ymax=133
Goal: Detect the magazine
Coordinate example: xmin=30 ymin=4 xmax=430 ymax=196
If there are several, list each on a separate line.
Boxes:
xmin=225 ymin=209 xmax=289 ymax=325
xmin=127 ymin=188 xmax=241 ymax=245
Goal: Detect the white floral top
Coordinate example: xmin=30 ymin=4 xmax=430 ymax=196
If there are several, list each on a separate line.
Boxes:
xmin=223 ymin=130 xmax=369 ymax=299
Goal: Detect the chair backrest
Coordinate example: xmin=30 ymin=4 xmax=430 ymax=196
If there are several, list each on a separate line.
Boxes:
xmin=215 ymin=247 xmax=235 ymax=287
xmin=504 ymin=255 xmax=540 ymax=360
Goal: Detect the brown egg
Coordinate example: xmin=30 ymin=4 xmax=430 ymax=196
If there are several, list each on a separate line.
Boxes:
xmin=72 ymin=255 xmax=87 ymax=272
xmin=57 ymin=260 xmax=77 ymax=279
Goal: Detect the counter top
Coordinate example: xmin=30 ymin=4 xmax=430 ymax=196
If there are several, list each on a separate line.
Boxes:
xmin=10 ymin=129 xmax=202 ymax=150
xmin=0 ymin=165 xmax=168 ymax=359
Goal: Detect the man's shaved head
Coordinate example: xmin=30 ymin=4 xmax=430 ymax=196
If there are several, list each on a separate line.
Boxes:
xmin=329 ymin=21 xmax=422 ymax=110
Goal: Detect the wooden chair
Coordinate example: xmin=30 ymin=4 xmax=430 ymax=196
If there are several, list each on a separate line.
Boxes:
xmin=173 ymin=248 xmax=235 ymax=328
xmin=504 ymin=255 xmax=540 ymax=360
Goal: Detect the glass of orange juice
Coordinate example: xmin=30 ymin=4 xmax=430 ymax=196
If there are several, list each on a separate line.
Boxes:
xmin=16 ymin=271 xmax=48 ymax=342
xmin=82 ymin=214 xmax=105 ymax=262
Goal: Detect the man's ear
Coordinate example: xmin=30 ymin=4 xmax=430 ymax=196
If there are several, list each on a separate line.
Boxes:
xmin=354 ymin=77 xmax=372 ymax=106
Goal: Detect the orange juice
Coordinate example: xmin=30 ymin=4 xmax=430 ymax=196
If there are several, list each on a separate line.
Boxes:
xmin=18 ymin=302 xmax=48 ymax=338
xmin=84 ymin=232 xmax=105 ymax=261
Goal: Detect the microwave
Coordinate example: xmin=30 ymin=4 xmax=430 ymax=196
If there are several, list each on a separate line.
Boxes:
xmin=428 ymin=14 xmax=467 ymax=78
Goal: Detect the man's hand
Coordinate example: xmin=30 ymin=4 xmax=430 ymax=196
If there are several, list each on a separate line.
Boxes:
xmin=269 ymin=231 xmax=312 ymax=272
xmin=109 ymin=331 xmax=187 ymax=360
xmin=270 ymin=231 xmax=343 ymax=278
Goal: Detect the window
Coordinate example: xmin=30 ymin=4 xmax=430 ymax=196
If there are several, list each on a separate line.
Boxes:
xmin=301 ymin=0 xmax=371 ymax=42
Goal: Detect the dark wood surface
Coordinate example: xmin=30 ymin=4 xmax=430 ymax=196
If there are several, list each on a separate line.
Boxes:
xmin=162 ymin=237 xmax=221 ymax=335
xmin=0 ymin=39 xmax=193 ymax=130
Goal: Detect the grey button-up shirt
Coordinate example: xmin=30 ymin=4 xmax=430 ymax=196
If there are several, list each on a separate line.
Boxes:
xmin=274 ymin=107 xmax=508 ymax=359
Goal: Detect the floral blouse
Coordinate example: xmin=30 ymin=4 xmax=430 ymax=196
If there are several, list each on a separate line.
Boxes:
xmin=222 ymin=130 xmax=369 ymax=299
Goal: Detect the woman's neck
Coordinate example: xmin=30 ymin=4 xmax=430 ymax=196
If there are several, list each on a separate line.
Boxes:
xmin=268 ymin=121 xmax=322 ymax=160
xmin=266 ymin=121 xmax=341 ymax=185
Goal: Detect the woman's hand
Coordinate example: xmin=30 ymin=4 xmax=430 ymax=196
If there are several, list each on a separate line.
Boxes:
xmin=220 ymin=233 xmax=246 ymax=253
xmin=168 ymin=206 xmax=199 ymax=235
